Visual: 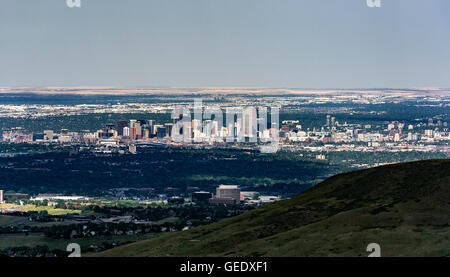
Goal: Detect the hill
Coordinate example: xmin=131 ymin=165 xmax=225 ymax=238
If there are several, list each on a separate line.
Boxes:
xmin=95 ymin=159 xmax=450 ymax=257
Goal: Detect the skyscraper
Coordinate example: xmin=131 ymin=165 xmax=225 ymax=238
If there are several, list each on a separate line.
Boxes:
xmin=156 ymin=126 xmax=166 ymax=139
xmin=117 ymin=120 xmax=128 ymax=136
xmin=164 ymin=123 xmax=174 ymax=137
xmin=123 ymin=127 xmax=130 ymax=137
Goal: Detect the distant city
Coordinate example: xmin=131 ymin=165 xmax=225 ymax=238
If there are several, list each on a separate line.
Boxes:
xmin=0 ymin=88 xmax=449 ymax=257
xmin=2 ymin=110 xmax=449 ymax=155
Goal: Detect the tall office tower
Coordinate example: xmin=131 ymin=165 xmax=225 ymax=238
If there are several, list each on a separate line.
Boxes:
xmin=129 ymin=127 xmax=137 ymax=140
xmin=117 ymin=120 xmax=128 ymax=136
xmin=192 ymin=119 xmax=202 ymax=136
xmin=153 ymin=124 xmax=163 ymax=135
xmin=203 ymin=120 xmax=212 ymax=139
xmin=123 ymin=127 xmax=130 ymax=137
xmin=243 ymin=107 xmax=257 ymax=139
xmin=147 ymin=120 xmax=155 ymax=134
xmin=211 ymin=120 xmax=219 ymax=137
xmin=227 ymin=120 xmax=235 ymax=139
xmin=135 ymin=122 xmax=142 ymax=139
xmin=331 ymin=117 xmax=336 ymax=126
xmin=236 ymin=120 xmax=243 ymax=138
xmin=156 ymin=126 xmax=166 ymax=139
xmin=181 ymin=121 xmax=192 ymax=141
xmin=220 ymin=126 xmax=228 ymax=138
xmin=326 ymin=115 xmax=331 ymax=127
xmin=137 ymin=119 xmax=147 ymax=126
xmin=257 ymin=117 xmax=265 ymax=140
xmin=143 ymin=128 xmax=150 ymax=139
xmin=172 ymin=113 xmax=183 ymax=125
xmin=128 ymin=120 xmax=141 ymax=139
xmin=216 ymin=185 xmax=241 ymax=202
xmin=105 ymin=124 xmax=116 ymax=137
xmin=164 ymin=123 xmax=174 ymax=137
xmin=129 ymin=119 xmax=137 ymax=129
xmin=0 ymin=190 xmax=3 ymax=203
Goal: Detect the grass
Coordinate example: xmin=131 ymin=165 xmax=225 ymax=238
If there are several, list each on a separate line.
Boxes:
xmin=21 ymin=205 xmax=81 ymax=215
xmin=0 ymin=215 xmax=24 ymax=226
xmin=0 ymin=204 xmax=80 ymax=215
xmin=95 ymin=159 xmax=450 ymax=257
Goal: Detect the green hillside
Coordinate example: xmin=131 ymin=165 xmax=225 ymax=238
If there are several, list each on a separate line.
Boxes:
xmin=95 ymin=159 xmax=450 ymax=257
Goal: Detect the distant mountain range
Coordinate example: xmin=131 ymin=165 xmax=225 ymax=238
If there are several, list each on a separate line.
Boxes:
xmin=95 ymin=159 xmax=450 ymax=257
xmin=2 ymin=87 xmax=450 ymax=96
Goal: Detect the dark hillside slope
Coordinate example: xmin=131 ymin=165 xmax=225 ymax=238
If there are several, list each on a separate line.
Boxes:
xmin=96 ymin=159 xmax=450 ymax=257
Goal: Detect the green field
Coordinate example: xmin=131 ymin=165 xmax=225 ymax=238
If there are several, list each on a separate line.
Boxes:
xmin=0 ymin=204 xmax=80 ymax=215
xmin=21 ymin=205 xmax=81 ymax=215
xmin=95 ymin=159 xmax=450 ymax=257
xmin=0 ymin=215 xmax=25 ymax=226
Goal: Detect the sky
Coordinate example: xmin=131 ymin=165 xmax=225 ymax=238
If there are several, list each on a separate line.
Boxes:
xmin=0 ymin=0 xmax=449 ymax=88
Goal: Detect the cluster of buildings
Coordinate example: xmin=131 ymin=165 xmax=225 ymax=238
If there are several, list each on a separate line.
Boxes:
xmin=279 ymin=116 xmax=450 ymax=153
xmin=1 ymin=111 xmax=279 ymax=153
xmin=1 ymin=111 xmax=450 ymax=155
xmin=0 ymin=184 xmax=280 ymax=208
xmin=191 ymin=185 xmax=280 ymax=206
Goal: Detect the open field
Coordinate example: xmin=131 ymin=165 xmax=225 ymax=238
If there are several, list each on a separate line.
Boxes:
xmin=0 ymin=204 xmax=80 ymax=215
xmin=0 ymin=215 xmax=24 ymax=226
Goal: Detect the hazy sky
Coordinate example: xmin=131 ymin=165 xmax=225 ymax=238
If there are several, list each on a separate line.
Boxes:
xmin=1 ymin=0 xmax=449 ymax=88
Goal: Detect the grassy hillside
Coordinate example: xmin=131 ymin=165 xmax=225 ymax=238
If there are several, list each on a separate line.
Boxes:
xmin=95 ymin=159 xmax=450 ymax=257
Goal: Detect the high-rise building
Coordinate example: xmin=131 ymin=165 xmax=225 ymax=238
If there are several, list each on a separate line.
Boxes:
xmin=117 ymin=120 xmax=128 ymax=136
xmin=156 ymin=126 xmax=166 ymax=139
xmin=123 ymin=127 xmax=130 ymax=137
xmin=147 ymin=120 xmax=155 ymax=134
xmin=243 ymin=107 xmax=257 ymax=139
xmin=143 ymin=128 xmax=150 ymax=139
xmin=137 ymin=119 xmax=147 ymax=126
xmin=135 ymin=123 xmax=142 ymax=140
xmin=0 ymin=190 xmax=4 ymax=203
xmin=129 ymin=127 xmax=137 ymax=140
xmin=211 ymin=120 xmax=219 ymax=137
xmin=164 ymin=123 xmax=174 ymax=137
